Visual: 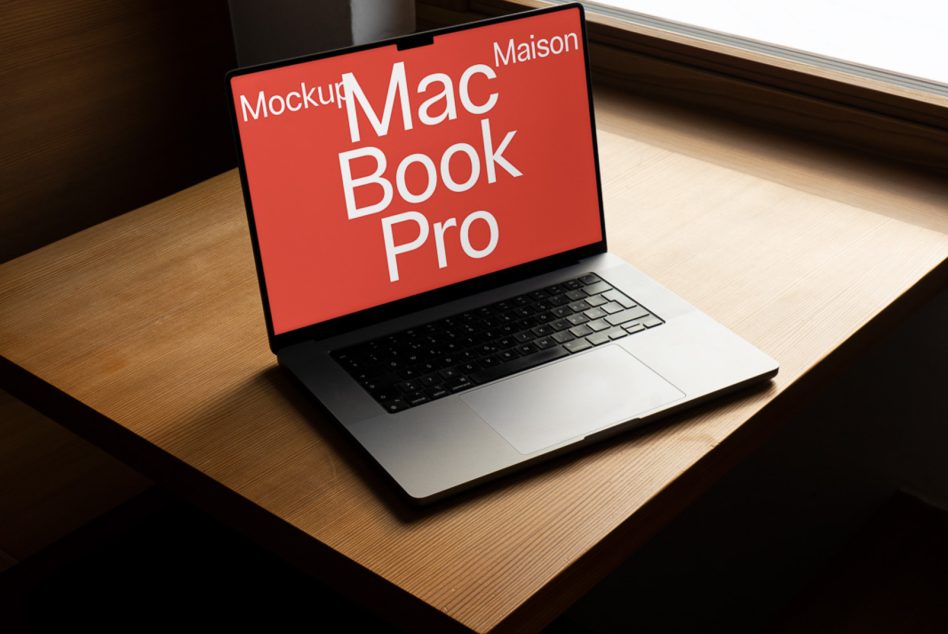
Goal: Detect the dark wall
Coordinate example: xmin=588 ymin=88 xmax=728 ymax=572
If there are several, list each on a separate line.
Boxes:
xmin=0 ymin=0 xmax=239 ymax=566
xmin=0 ymin=0 xmax=238 ymax=262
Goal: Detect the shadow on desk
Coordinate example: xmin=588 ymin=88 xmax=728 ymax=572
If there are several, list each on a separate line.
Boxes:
xmin=0 ymin=487 xmax=390 ymax=633
xmin=263 ymin=363 xmax=776 ymax=520
xmin=3 ymin=291 xmax=943 ymax=632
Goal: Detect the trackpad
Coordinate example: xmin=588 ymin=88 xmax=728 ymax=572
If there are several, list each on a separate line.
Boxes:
xmin=461 ymin=345 xmax=685 ymax=455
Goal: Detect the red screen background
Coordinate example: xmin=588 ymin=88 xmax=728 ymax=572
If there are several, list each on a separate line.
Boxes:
xmin=232 ymin=8 xmax=602 ymax=335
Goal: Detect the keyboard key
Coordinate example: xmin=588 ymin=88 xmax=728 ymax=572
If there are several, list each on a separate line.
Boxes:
xmin=426 ymin=387 xmax=450 ymax=400
xmin=399 ymin=367 xmax=420 ymax=379
xmin=417 ymin=361 xmax=439 ymax=374
xmin=603 ymin=290 xmax=634 ymax=308
xmin=587 ymin=332 xmax=610 ymax=346
xmin=420 ymin=374 xmax=443 ymax=387
xmin=396 ymin=379 xmax=422 ymax=393
xmin=643 ymin=316 xmax=664 ymax=328
xmin=470 ymin=345 xmax=569 ymax=384
xmin=514 ymin=331 xmax=534 ymax=343
xmin=579 ymin=274 xmax=599 ymax=284
xmin=550 ymin=319 xmax=571 ymax=331
xmin=446 ymin=376 xmax=475 ymax=392
xmin=479 ymin=355 xmax=501 ymax=367
xmin=583 ymin=280 xmax=612 ymax=295
xmin=532 ymin=325 xmax=554 ymax=337
xmin=566 ymin=313 xmax=588 ymax=326
xmin=564 ymin=339 xmax=592 ymax=353
xmin=352 ymin=370 xmax=376 ymax=385
xmin=587 ymin=318 xmax=611 ymax=332
xmin=405 ymin=391 xmax=429 ymax=406
xmin=372 ymin=388 xmax=401 ymax=403
xmin=385 ymin=399 xmax=409 ymax=413
xmin=362 ymin=374 xmax=398 ymax=391
xmin=518 ymin=343 xmax=537 ymax=355
xmin=534 ymin=336 xmax=556 ymax=349
xmin=564 ymin=279 xmax=583 ymax=290
xmin=605 ymin=327 xmax=627 ymax=340
xmin=552 ymin=331 xmax=575 ymax=344
xmin=498 ymin=349 xmax=521 ymax=362
xmin=569 ymin=324 xmax=593 ymax=337
xmin=440 ymin=368 xmax=461 ymax=380
xmin=601 ymin=302 xmax=624 ymax=314
xmin=568 ymin=300 xmax=591 ymax=312
xmin=565 ymin=289 xmax=586 ymax=301
xmin=605 ymin=306 xmax=649 ymax=326
xmin=623 ymin=319 xmax=648 ymax=332
xmin=583 ymin=307 xmax=607 ymax=319
xmin=548 ymin=294 xmax=570 ymax=306
xmin=585 ymin=294 xmax=607 ymax=307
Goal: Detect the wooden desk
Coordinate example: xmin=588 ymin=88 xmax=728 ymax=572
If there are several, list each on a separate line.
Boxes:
xmin=2 ymin=86 xmax=946 ymax=632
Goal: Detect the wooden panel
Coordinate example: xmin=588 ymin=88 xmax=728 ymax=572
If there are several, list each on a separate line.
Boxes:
xmin=1 ymin=86 xmax=946 ymax=632
xmin=0 ymin=0 xmax=237 ymax=261
xmin=591 ymin=89 xmax=948 ymax=236
xmin=0 ymin=389 xmax=150 ymax=561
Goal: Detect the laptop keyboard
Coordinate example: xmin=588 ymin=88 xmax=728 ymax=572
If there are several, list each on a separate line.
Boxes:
xmin=332 ymin=273 xmax=664 ymax=413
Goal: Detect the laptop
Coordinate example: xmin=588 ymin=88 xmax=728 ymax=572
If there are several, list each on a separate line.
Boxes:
xmin=226 ymin=3 xmax=778 ymax=504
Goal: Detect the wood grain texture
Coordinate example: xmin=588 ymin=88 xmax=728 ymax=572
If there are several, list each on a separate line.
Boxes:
xmin=1 ymin=86 xmax=946 ymax=632
xmin=0 ymin=0 xmax=236 ymax=261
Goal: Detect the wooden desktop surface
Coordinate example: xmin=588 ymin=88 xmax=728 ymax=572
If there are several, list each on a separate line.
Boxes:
xmin=2 ymin=87 xmax=946 ymax=632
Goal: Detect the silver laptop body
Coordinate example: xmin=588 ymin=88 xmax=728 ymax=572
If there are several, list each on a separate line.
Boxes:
xmin=228 ymin=4 xmax=778 ymax=503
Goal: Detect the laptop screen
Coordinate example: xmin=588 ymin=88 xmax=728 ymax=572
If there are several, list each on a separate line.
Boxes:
xmin=230 ymin=6 xmax=602 ymax=336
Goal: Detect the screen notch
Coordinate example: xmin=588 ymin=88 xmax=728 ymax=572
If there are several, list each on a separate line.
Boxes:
xmin=397 ymin=33 xmax=434 ymax=50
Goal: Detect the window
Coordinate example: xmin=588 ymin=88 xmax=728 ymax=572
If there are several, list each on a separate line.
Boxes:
xmin=573 ymin=0 xmax=948 ymax=97
xmin=419 ymin=0 xmax=948 ymax=174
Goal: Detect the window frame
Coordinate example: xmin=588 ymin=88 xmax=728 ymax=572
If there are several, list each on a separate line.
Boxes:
xmin=418 ymin=0 xmax=948 ymax=176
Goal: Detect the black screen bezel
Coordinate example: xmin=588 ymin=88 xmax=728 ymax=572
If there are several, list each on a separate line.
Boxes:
xmin=225 ymin=3 xmax=606 ymax=353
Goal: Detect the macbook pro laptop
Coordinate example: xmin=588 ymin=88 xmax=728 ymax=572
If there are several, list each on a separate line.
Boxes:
xmin=226 ymin=3 xmax=778 ymax=503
